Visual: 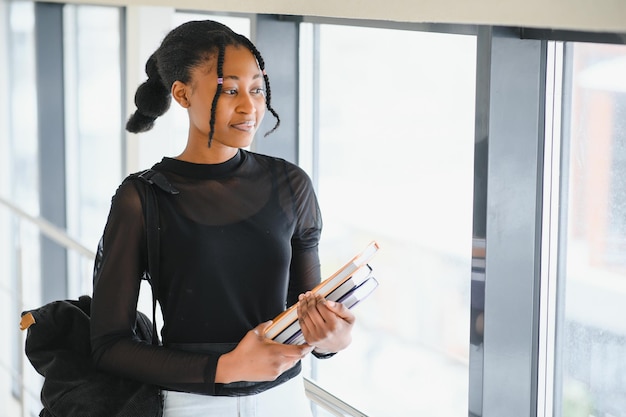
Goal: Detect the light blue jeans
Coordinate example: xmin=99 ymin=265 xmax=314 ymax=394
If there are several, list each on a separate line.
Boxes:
xmin=162 ymin=375 xmax=313 ymax=417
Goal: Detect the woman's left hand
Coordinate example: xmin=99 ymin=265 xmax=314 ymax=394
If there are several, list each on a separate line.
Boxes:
xmin=297 ymin=292 xmax=355 ymax=353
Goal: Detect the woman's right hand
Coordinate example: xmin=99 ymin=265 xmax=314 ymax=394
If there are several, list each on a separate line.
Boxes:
xmin=215 ymin=321 xmax=313 ymax=383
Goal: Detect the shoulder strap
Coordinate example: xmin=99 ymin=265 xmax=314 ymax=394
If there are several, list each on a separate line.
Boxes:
xmin=133 ymin=169 xmax=178 ymax=346
xmin=136 ymin=169 xmax=180 ymax=195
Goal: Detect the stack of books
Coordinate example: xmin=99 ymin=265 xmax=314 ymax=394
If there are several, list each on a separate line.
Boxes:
xmin=265 ymin=241 xmax=380 ymax=345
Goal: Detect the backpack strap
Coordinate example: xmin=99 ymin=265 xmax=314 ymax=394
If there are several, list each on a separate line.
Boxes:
xmin=132 ymin=169 xmax=178 ymax=346
xmin=136 ymin=169 xmax=180 ymax=195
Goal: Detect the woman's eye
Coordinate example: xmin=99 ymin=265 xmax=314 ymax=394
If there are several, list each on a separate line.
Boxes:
xmin=222 ymin=87 xmax=264 ymax=96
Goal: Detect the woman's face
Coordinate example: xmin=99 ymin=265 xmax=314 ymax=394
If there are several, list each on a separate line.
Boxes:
xmin=185 ymin=45 xmax=267 ymax=151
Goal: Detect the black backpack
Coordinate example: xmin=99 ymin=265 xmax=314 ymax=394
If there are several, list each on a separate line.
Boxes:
xmin=20 ymin=169 xmax=178 ymax=417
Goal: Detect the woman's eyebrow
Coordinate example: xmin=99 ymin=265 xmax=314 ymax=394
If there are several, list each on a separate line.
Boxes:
xmin=222 ymin=73 xmax=263 ymax=81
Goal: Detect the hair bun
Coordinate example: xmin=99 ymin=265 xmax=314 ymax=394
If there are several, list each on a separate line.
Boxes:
xmin=125 ymin=110 xmax=157 ymax=133
xmin=145 ymin=54 xmax=160 ymax=80
xmin=134 ymin=80 xmax=171 ymax=118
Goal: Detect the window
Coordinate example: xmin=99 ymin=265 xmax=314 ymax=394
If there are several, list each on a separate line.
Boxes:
xmin=5 ymin=1 xmax=38 ymax=213
xmin=304 ymin=23 xmax=477 ymax=416
xmin=1 ymin=2 xmax=41 ymax=415
xmin=556 ymin=41 xmax=626 ymax=416
xmin=63 ymin=4 xmax=123 ymax=296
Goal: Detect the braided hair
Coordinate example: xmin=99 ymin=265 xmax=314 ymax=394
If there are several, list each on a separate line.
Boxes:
xmin=126 ymin=20 xmax=280 ymax=146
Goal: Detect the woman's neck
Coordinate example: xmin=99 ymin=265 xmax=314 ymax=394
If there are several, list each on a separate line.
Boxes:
xmin=175 ymin=142 xmax=239 ymax=164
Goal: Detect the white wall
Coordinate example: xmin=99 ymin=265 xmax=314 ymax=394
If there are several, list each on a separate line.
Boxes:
xmin=47 ymin=0 xmax=626 ymax=34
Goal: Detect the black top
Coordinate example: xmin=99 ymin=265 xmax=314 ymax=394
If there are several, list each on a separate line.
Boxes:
xmin=90 ymin=150 xmax=322 ymax=395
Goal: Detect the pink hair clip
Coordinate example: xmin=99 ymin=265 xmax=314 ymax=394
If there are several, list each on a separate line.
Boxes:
xmin=262 ymin=69 xmax=267 ymax=76
xmin=217 ymin=77 xmax=224 ymax=84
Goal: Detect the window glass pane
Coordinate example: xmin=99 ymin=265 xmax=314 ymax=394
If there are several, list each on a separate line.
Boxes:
xmin=7 ymin=1 xmax=38 ymax=213
xmin=1 ymin=2 xmax=42 ymax=415
xmin=312 ymin=24 xmax=476 ymax=416
xmin=557 ymin=42 xmax=626 ymax=416
xmin=63 ymin=4 xmax=123 ymax=296
xmin=174 ymin=12 xmax=250 ymax=35
xmin=5 ymin=0 xmax=40 ymax=343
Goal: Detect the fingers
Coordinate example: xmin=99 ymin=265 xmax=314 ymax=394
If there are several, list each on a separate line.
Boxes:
xmin=224 ymin=325 xmax=312 ymax=382
xmin=324 ymin=299 xmax=356 ymax=323
xmin=271 ymin=339 xmax=313 ymax=358
xmin=298 ymin=293 xmax=328 ymax=329
xmin=297 ymin=292 xmax=337 ymax=345
xmin=262 ymin=339 xmax=312 ymax=379
xmin=254 ymin=323 xmax=313 ymax=359
xmin=298 ymin=292 xmax=351 ymax=323
xmin=288 ymin=343 xmax=314 ymax=358
xmin=297 ymin=291 xmax=355 ymax=352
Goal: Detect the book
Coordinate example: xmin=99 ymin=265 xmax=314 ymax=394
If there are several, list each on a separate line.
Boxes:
xmin=325 ymin=264 xmax=373 ymax=303
xmin=264 ymin=241 xmax=380 ymax=344
xmin=272 ymin=265 xmax=374 ymax=344
xmin=333 ymin=274 xmax=379 ymax=309
xmin=277 ymin=276 xmax=380 ymax=345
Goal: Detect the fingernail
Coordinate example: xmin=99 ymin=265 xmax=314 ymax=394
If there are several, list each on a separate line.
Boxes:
xmin=327 ymin=300 xmax=336 ymax=307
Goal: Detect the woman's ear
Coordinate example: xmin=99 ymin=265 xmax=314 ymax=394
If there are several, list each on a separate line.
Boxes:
xmin=171 ymin=81 xmax=190 ymax=108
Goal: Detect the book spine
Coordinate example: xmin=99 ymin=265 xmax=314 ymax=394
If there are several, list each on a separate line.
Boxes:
xmin=336 ymin=277 xmax=379 ymax=309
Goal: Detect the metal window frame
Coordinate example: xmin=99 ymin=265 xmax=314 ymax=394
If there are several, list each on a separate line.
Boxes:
xmin=469 ymin=26 xmax=547 ymax=417
xmin=250 ymin=14 xmax=301 ymax=164
xmin=34 ymin=2 xmax=68 ymax=303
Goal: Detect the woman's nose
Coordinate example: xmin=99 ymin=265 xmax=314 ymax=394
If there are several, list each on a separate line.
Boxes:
xmin=236 ymin=92 xmax=256 ymax=113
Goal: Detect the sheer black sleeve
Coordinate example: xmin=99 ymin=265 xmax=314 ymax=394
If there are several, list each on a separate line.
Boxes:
xmin=90 ymin=180 xmax=221 ymax=394
xmin=284 ymin=163 xmax=323 ymax=306
xmin=283 ymin=163 xmax=337 ymax=360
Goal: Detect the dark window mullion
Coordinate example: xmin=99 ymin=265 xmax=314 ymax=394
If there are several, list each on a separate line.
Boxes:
xmin=35 ymin=2 xmax=68 ymax=303
xmin=250 ymin=14 xmax=299 ymax=164
xmin=471 ymin=26 xmax=547 ymax=417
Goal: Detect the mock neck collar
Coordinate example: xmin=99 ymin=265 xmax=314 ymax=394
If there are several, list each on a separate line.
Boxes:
xmin=156 ymin=150 xmax=245 ymax=179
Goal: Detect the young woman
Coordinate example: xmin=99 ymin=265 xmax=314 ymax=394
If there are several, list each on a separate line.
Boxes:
xmin=90 ymin=19 xmax=355 ymax=416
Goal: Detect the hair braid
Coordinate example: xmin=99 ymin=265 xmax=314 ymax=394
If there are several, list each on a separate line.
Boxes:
xmin=237 ymin=35 xmax=281 ymax=137
xmin=208 ymin=38 xmax=226 ymax=148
